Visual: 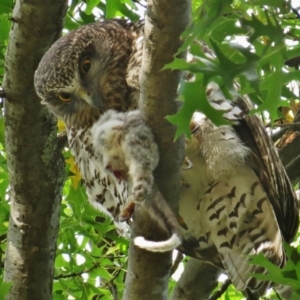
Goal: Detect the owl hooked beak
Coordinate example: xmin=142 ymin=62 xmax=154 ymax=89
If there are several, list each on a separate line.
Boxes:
xmin=78 ymin=88 xmax=104 ymax=110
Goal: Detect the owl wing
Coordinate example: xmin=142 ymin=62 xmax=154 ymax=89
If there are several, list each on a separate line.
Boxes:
xmin=205 ymin=82 xmax=299 ymax=243
xmin=178 ymin=82 xmax=299 ymax=296
xmin=232 ymin=101 xmax=299 ymax=243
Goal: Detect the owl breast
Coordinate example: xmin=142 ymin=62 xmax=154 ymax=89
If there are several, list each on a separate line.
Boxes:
xmin=67 ymin=126 xmax=130 ymax=234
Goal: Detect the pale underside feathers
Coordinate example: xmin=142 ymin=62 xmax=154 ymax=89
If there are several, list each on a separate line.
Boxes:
xmin=34 ymin=19 xmax=299 ymax=298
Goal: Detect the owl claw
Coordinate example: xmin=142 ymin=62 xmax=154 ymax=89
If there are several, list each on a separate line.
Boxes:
xmin=119 ymin=201 xmax=136 ymax=222
xmin=182 ymin=234 xmax=199 ymax=248
xmin=183 ymin=157 xmax=193 ymax=170
xmin=177 ymin=214 xmax=189 ymax=230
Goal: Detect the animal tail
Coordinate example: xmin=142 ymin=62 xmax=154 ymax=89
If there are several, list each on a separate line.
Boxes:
xmin=134 ymin=233 xmax=182 ymax=252
xmin=133 ymin=186 xmax=185 ymax=252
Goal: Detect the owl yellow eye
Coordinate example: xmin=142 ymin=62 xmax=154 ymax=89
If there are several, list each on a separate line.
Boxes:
xmin=58 ymin=92 xmax=71 ymax=102
xmin=80 ymin=57 xmax=91 ymax=75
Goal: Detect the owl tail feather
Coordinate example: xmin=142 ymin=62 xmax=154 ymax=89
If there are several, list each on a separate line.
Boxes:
xmin=134 ymin=234 xmax=182 ymax=252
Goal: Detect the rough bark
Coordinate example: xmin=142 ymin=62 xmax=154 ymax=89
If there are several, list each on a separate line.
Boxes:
xmin=3 ymin=1 xmax=67 ymax=299
xmin=123 ymin=0 xmax=190 ymax=299
xmin=170 ymin=259 xmax=222 ymax=300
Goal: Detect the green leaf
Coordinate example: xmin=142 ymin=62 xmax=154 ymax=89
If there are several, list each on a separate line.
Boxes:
xmin=0 ymin=279 xmax=11 ymax=300
xmin=85 ymin=0 xmax=101 ymax=15
xmin=106 ymin=0 xmax=119 ymax=18
xmin=79 ymin=10 xmax=96 ymax=24
xmin=249 ymin=245 xmax=300 ymax=293
xmin=241 ymin=11 xmax=284 ymax=45
xmin=210 ymin=40 xmax=260 ymax=92
xmin=0 ymin=0 xmax=12 ymax=14
xmin=0 ymin=19 xmax=10 ymax=43
xmin=105 ymin=0 xmax=139 ymax=20
xmin=167 ymin=79 xmax=228 ymax=139
xmin=97 ymin=266 xmax=112 ymax=280
xmin=179 ymin=0 xmax=234 ymax=52
xmin=254 ymin=50 xmax=284 ymax=119
xmin=251 ymin=0 xmax=290 ymax=13
xmin=0 ymin=119 xmax=5 ymax=146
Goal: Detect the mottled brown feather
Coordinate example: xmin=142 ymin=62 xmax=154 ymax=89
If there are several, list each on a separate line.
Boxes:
xmin=233 ymin=113 xmax=299 ymax=243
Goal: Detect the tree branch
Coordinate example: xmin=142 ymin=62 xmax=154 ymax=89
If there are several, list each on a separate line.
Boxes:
xmin=123 ymin=0 xmax=190 ymax=299
xmin=3 ymin=1 xmax=67 ymax=299
xmin=170 ymin=259 xmax=222 ymax=300
xmin=54 ymin=263 xmax=100 ymax=279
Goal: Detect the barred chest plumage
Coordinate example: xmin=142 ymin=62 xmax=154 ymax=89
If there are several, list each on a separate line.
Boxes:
xmin=178 ymin=112 xmax=284 ymax=295
xmin=67 ymin=125 xmax=130 ymax=234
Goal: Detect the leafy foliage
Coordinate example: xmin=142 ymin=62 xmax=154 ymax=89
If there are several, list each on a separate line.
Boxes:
xmin=250 ymin=243 xmax=300 ymax=298
xmin=0 ymin=3 xmax=11 ymax=296
xmin=167 ymin=0 xmax=300 ymax=137
xmin=53 ymin=150 xmax=130 ymax=299
xmin=0 ymin=0 xmax=12 ymax=82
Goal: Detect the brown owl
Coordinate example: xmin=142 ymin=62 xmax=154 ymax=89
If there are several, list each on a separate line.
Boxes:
xmin=34 ymin=19 xmax=299 ymax=299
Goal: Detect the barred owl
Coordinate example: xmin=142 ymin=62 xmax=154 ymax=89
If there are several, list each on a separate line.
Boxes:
xmin=34 ymin=19 xmax=299 ymax=298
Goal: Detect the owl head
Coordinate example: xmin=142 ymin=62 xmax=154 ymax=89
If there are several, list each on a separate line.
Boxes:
xmin=34 ymin=20 xmax=140 ymax=128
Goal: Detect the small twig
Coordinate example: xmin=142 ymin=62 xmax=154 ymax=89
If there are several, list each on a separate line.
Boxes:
xmin=266 ymin=122 xmax=300 ymax=128
xmin=271 ymin=109 xmax=300 ymax=142
xmin=90 ymin=254 xmax=126 ymax=260
xmin=271 ymin=127 xmax=289 ymax=143
xmin=109 ymin=281 xmax=119 ymax=300
xmin=274 ymin=122 xmax=300 ymax=128
xmin=285 ymin=153 xmax=300 ymax=176
xmin=275 ymin=291 xmax=283 ymax=300
xmin=107 ymin=269 xmax=121 ymax=300
xmin=8 ymin=17 xmax=20 ymax=23
xmin=208 ymin=279 xmax=232 ymax=300
xmin=54 ymin=262 xmax=100 ymax=279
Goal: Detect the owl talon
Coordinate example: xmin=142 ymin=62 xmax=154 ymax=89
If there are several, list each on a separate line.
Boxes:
xmin=119 ymin=201 xmax=136 ymax=222
xmin=177 ymin=214 xmax=189 ymax=230
xmin=182 ymin=234 xmax=199 ymax=248
xmin=183 ymin=157 xmax=193 ymax=170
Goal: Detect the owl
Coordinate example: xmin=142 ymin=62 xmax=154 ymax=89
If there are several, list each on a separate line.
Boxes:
xmin=34 ymin=19 xmax=186 ymax=251
xmin=34 ymin=19 xmax=299 ymax=298
xmin=176 ymin=82 xmax=299 ymax=297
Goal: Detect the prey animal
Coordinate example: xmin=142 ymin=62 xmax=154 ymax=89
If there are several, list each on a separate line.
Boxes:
xmin=69 ymin=109 xmax=185 ymax=251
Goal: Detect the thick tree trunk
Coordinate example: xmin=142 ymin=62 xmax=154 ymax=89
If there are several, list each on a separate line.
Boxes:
xmin=3 ymin=1 xmax=67 ymax=299
xmin=123 ymin=0 xmax=190 ymax=299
